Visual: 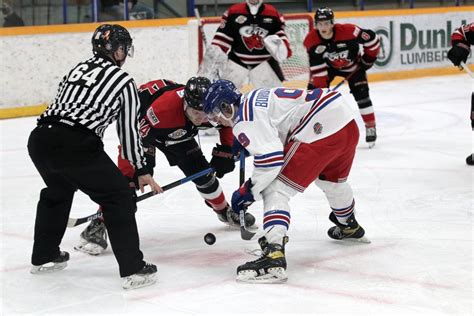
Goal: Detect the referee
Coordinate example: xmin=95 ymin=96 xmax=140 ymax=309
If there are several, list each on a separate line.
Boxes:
xmin=27 ymin=24 xmax=161 ymax=290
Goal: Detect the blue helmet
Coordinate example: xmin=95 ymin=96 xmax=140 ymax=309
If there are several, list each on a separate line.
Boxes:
xmin=203 ymin=80 xmax=241 ymax=120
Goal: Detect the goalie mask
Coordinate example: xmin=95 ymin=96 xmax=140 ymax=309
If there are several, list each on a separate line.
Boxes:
xmin=246 ymin=0 xmax=263 ymax=15
xmin=92 ymin=24 xmax=134 ymax=58
xmin=184 ymin=76 xmax=211 ymax=111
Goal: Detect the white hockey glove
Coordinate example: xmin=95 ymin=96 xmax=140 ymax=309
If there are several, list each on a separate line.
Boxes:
xmin=197 ymin=45 xmax=228 ymax=81
xmin=264 ymin=34 xmax=288 ymax=63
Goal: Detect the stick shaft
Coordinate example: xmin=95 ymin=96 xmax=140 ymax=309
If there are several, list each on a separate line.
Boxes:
xmin=67 ymin=167 xmax=214 ymax=227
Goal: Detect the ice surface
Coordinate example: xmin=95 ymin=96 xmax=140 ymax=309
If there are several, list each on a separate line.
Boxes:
xmin=0 ymin=75 xmax=472 ymax=315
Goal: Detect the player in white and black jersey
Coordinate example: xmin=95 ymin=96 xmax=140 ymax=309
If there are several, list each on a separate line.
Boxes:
xmin=198 ymin=0 xmax=292 ymax=89
xmin=27 ymin=24 xmax=161 ymax=290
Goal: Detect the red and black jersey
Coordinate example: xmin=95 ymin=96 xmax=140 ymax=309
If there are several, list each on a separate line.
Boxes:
xmin=211 ymin=2 xmax=292 ymax=69
xmin=303 ymin=23 xmax=380 ymax=88
xmin=451 ymin=22 xmax=474 ymax=47
xmin=137 ymin=79 xmax=233 ymax=148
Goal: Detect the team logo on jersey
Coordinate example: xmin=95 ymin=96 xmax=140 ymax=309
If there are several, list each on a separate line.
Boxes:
xmin=313 ymin=122 xmax=323 ymax=135
xmin=315 ymin=45 xmax=326 ymax=54
xmin=139 ymin=118 xmax=151 ymax=138
xmin=263 ymin=18 xmax=273 ymax=23
xmin=235 ymin=15 xmax=247 ymax=24
xmin=361 ymin=31 xmax=371 ymax=41
xmin=146 ymin=107 xmax=159 ymax=126
xmin=168 ymin=129 xmax=187 ymax=139
xmin=324 ymin=50 xmax=350 ymax=69
xmin=240 ymin=25 xmax=269 ymax=51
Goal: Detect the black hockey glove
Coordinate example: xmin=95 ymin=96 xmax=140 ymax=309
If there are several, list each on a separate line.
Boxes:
xmin=447 ymin=43 xmax=470 ymax=67
xmin=307 ymin=82 xmax=316 ymax=90
xmin=210 ymin=144 xmax=235 ymax=178
xmin=360 ymin=55 xmax=375 ymax=70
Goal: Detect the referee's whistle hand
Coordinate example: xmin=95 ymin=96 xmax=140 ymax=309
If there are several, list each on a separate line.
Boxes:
xmin=138 ymin=174 xmax=163 ymax=194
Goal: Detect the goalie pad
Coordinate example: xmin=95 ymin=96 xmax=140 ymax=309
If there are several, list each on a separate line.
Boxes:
xmin=264 ymin=34 xmax=288 ymax=63
xmin=197 ymin=45 xmax=228 ymax=81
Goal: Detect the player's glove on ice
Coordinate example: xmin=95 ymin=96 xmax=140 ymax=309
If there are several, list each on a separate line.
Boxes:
xmin=232 ymin=179 xmax=255 ymax=213
xmin=210 ymin=144 xmax=235 ymax=178
xmin=447 ymin=43 xmax=470 ymax=66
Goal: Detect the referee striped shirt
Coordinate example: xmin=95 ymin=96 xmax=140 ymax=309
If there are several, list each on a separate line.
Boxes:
xmin=39 ymin=55 xmax=147 ymax=172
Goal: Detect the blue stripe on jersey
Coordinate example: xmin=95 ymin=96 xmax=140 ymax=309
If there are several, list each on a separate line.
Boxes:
xmin=254 ymin=151 xmax=284 ymax=168
xmin=254 ymin=151 xmax=284 ymax=160
xmin=245 ymin=90 xmax=256 ymax=121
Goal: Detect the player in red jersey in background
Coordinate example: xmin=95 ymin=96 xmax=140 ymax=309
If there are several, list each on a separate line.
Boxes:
xmin=303 ymin=7 xmax=380 ymax=148
xmin=75 ymin=77 xmax=255 ymax=256
xmin=447 ymin=22 xmax=474 ymax=165
xmin=198 ymin=0 xmax=292 ymax=89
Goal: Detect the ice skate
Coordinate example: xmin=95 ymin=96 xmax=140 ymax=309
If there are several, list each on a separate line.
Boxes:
xmin=216 ymin=204 xmax=256 ymax=228
xmin=74 ymin=218 xmax=108 ymax=255
xmin=365 ymin=126 xmax=377 ymax=148
xmin=328 ymin=213 xmax=370 ymax=243
xmin=122 ymin=262 xmax=158 ymax=290
xmin=236 ymin=237 xmax=288 ymax=284
xmin=31 ymin=251 xmax=70 ymax=274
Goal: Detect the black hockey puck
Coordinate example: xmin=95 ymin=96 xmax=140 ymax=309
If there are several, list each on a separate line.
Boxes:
xmin=204 ymin=233 xmax=216 ymax=245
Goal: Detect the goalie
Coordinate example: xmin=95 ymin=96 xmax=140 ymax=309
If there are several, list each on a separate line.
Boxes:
xmin=198 ymin=0 xmax=292 ymax=89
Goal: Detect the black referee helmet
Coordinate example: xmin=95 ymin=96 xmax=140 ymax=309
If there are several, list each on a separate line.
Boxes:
xmin=92 ymin=24 xmax=133 ymax=57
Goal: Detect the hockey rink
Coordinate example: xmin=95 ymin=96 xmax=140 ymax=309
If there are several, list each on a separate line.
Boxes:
xmin=0 ymin=74 xmax=472 ymax=315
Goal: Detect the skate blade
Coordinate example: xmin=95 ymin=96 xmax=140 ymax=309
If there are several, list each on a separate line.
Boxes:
xmin=367 ymin=142 xmax=376 ymax=149
xmin=30 ymin=262 xmax=67 ymax=274
xmin=236 ymin=268 xmax=288 ymax=284
xmin=122 ymin=274 xmax=157 ymax=290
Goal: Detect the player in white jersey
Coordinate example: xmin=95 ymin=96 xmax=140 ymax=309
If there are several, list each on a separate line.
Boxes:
xmin=203 ymin=80 xmax=369 ymax=283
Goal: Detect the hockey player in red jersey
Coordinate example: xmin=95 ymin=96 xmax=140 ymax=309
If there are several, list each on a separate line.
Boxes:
xmin=447 ymin=22 xmax=474 ymax=166
xmin=198 ymin=0 xmax=292 ymax=89
xmin=303 ymin=7 xmax=380 ymax=148
xmin=75 ymin=77 xmax=255 ymax=255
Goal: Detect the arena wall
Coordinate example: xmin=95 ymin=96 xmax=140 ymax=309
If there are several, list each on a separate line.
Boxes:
xmin=0 ymin=6 xmax=472 ymax=119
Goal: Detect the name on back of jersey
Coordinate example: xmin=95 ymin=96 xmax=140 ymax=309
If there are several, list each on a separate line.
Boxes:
xmin=254 ymin=89 xmax=271 ymax=108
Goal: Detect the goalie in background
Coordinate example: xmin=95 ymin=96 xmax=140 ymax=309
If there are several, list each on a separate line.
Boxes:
xmin=75 ymin=77 xmax=256 ymax=256
xmin=304 ymin=7 xmax=380 ymax=148
xmin=197 ymin=0 xmax=292 ymax=90
xmin=447 ymin=22 xmax=474 ymax=166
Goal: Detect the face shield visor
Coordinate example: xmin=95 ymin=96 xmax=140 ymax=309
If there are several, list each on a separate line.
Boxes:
xmin=205 ymin=101 xmax=236 ymax=125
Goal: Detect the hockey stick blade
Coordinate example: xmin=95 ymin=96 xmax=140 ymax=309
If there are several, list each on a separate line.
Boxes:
xmin=239 ymin=208 xmax=256 ymax=240
xmin=67 ymin=167 xmax=214 ymax=227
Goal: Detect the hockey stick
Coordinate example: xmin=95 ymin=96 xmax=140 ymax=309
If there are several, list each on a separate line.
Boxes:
xmin=331 ymin=67 xmax=360 ymax=91
xmin=195 ymin=7 xmax=222 ymax=80
xmin=67 ymin=167 xmax=214 ymax=227
xmin=194 ymin=8 xmax=208 ymax=48
xmin=238 ymin=151 xmax=257 ymax=240
xmin=460 ymin=61 xmax=474 ymax=79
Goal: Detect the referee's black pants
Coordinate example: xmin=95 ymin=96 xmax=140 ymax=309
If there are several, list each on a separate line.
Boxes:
xmin=27 ymin=123 xmax=146 ymax=277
